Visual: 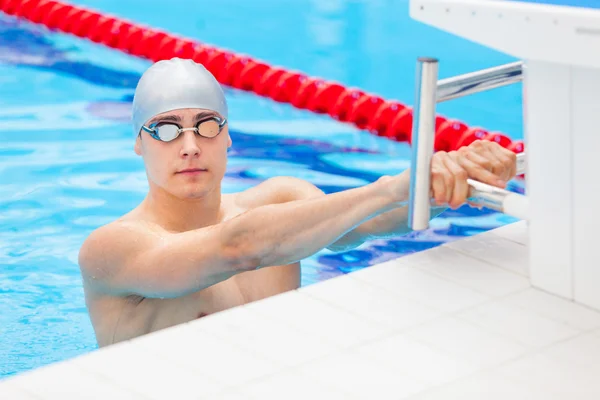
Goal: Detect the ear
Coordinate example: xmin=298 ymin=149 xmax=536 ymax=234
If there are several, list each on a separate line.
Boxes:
xmin=134 ymin=134 xmax=142 ymax=156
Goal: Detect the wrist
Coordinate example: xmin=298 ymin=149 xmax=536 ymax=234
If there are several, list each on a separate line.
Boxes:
xmin=374 ymin=172 xmax=411 ymax=206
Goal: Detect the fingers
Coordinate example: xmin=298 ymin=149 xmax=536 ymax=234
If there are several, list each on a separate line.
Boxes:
xmin=442 ymin=155 xmax=469 ymax=208
xmin=488 ymin=142 xmax=517 ymax=181
xmin=429 ymin=140 xmax=518 ymax=209
xmin=431 ymin=157 xmax=450 ymax=206
xmin=430 ymin=152 xmax=469 ymax=208
xmin=462 ymin=141 xmax=504 ymax=178
xmin=453 ymin=151 xmax=505 ymax=187
xmin=457 ymin=140 xmax=518 ymax=187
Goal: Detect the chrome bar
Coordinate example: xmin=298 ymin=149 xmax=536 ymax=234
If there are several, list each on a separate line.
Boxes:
xmin=409 ymin=57 xmax=439 ymax=231
xmin=516 ymin=152 xmax=526 ymax=175
xmin=466 ymin=152 xmax=527 ymax=219
xmin=437 ymin=61 xmax=523 ymax=103
xmin=467 ymin=179 xmax=529 ymax=220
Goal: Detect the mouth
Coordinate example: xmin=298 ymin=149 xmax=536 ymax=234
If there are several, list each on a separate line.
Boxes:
xmin=176 ymin=168 xmax=207 ymax=175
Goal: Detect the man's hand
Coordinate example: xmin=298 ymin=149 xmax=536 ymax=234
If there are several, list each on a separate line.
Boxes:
xmin=430 ymin=140 xmax=517 ymax=208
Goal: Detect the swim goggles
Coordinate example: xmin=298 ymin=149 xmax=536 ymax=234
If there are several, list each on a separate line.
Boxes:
xmin=141 ymin=116 xmax=227 ymax=142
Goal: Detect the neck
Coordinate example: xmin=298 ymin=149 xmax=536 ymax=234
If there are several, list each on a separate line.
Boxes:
xmin=141 ymin=185 xmax=223 ymax=232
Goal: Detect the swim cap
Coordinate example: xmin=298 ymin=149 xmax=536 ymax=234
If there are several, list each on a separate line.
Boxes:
xmin=132 ymin=58 xmax=228 ymax=136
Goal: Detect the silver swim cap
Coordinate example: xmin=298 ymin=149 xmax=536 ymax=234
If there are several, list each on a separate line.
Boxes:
xmin=132 ymin=58 xmax=228 ymax=136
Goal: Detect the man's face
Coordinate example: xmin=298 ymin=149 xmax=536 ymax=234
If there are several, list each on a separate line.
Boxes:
xmin=134 ymin=108 xmax=231 ymax=199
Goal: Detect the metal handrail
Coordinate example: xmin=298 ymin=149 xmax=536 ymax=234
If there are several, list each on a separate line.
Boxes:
xmin=437 ymin=61 xmax=523 ymax=102
xmin=408 ymin=57 xmax=439 ymax=231
xmin=409 ymin=59 xmax=527 ymax=231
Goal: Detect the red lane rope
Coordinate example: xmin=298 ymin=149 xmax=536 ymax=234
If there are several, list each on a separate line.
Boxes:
xmin=0 ymin=0 xmax=524 ymax=154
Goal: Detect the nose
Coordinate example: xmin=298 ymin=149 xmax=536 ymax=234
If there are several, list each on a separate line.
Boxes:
xmin=179 ymin=131 xmax=201 ymax=158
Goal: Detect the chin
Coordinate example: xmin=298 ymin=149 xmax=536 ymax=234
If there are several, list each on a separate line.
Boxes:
xmin=177 ymin=185 xmax=213 ymax=200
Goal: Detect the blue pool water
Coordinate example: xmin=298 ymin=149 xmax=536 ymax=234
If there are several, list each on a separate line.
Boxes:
xmin=0 ymin=0 xmax=525 ymax=379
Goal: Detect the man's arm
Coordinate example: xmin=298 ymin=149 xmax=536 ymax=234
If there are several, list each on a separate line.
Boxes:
xmin=277 ymin=140 xmax=518 ymax=252
xmin=79 ymin=174 xmax=405 ymax=299
xmin=327 ymin=203 xmax=449 ymax=252
xmin=262 ymin=176 xmax=444 ymax=252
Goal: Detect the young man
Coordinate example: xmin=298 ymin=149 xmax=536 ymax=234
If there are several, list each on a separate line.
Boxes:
xmin=79 ymin=58 xmax=518 ymax=347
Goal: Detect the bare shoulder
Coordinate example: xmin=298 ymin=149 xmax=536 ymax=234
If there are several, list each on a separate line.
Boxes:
xmin=78 ymin=218 xmax=157 ymax=288
xmin=234 ymin=176 xmax=325 ymax=209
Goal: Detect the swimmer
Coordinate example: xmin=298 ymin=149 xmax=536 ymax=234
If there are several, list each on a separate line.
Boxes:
xmin=78 ymin=58 xmax=518 ymax=347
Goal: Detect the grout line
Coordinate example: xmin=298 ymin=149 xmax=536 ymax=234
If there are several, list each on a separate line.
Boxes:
xmin=297 ymin=278 xmax=442 ymax=328
xmin=73 ymin=366 xmax=155 ymax=400
xmin=487 ymin=225 xmax=528 ymax=246
xmin=447 ymin=242 xmax=529 ymax=278
xmin=132 ymin=327 xmax=283 ymax=386
xmin=11 ymin=364 xmax=152 ymax=400
xmin=347 ymin=259 xmax=499 ymax=309
xmin=73 ymin=347 xmax=224 ymax=399
xmin=412 ymin=258 xmax=531 ymax=297
xmin=406 ymin=330 xmax=600 ymax=398
xmin=230 ymin=292 xmax=355 ymax=347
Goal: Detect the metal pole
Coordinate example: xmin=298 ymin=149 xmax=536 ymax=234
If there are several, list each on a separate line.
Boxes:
xmin=437 ymin=61 xmax=523 ymax=103
xmin=516 ymin=152 xmax=526 ymax=175
xmin=467 ymin=179 xmax=529 ymax=221
xmin=409 ymin=57 xmax=439 ymax=231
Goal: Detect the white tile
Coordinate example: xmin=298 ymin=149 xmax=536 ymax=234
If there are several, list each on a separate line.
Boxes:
xmin=73 ymin=341 xmax=225 ymax=399
xmin=457 ymin=300 xmax=580 ymax=348
xmin=189 ymin=301 xmax=340 ymax=367
xmin=244 ymin=290 xmax=392 ymax=348
xmin=501 ymin=288 xmax=600 ymax=331
xmin=211 ymin=388 xmax=256 ymax=400
xmin=299 ymin=274 xmax=440 ymax=331
xmin=408 ymin=371 xmax=562 ymax=400
xmin=541 ymin=331 xmax=600 ymax=371
xmin=238 ymin=289 xmax=297 ymax=310
xmin=349 ymin=261 xmax=490 ymax=313
xmin=574 ymin=252 xmax=600 ymax=311
xmin=415 ymin=246 xmax=530 ymax=297
xmin=446 ymin=234 xmax=529 ymax=276
xmin=243 ymin=370 xmax=355 ymax=400
xmin=384 ymin=248 xmax=446 ymax=267
xmin=133 ymin=322 xmax=280 ymax=387
xmin=0 ymin=381 xmax=39 ymax=399
xmin=9 ymin=361 xmax=143 ymax=399
xmin=356 ymin=333 xmax=478 ymax=386
xmin=496 ymin=352 xmax=600 ymax=399
xmin=489 ymin=221 xmax=528 ymax=245
xmin=404 ymin=316 xmax=529 ymax=369
xmin=298 ymin=350 xmax=428 ymax=399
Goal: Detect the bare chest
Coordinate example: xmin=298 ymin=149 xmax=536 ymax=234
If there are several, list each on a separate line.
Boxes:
xmin=145 ymin=262 xmax=301 ymax=329
xmin=190 ymin=261 xmax=300 ymax=313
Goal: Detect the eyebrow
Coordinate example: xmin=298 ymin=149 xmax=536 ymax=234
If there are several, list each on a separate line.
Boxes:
xmin=148 ymin=114 xmax=181 ymax=125
xmin=148 ymin=111 xmax=219 ymax=125
xmin=193 ymin=111 xmax=219 ymax=122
